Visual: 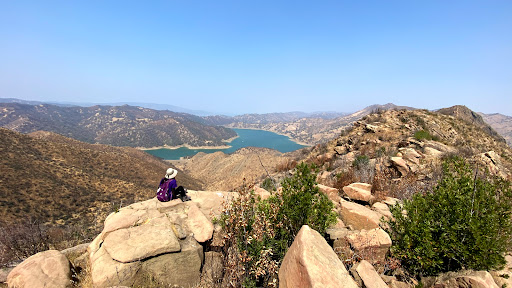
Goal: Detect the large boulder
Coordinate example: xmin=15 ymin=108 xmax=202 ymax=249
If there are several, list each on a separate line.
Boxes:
xmin=343 ymin=183 xmax=374 ymax=203
xmin=350 ymin=260 xmax=388 ymax=288
xmin=7 ymin=250 xmax=72 ymax=288
xmin=88 ymin=197 xmax=216 ymax=287
xmin=340 ymin=199 xmax=382 ymax=230
xmin=346 ymin=228 xmax=391 ymax=263
xmin=279 ymin=225 xmax=359 ymax=288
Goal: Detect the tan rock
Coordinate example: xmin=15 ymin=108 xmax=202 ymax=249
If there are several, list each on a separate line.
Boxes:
xmin=383 ymin=197 xmax=399 ymax=206
xmin=350 ymin=260 xmax=388 ymax=288
xmin=254 ymin=186 xmax=271 ymax=200
xmin=391 ymin=157 xmax=409 ymax=176
xmin=103 ymin=216 xmax=180 ymax=263
xmin=372 ymin=202 xmax=393 ymax=219
xmin=7 ymin=250 xmax=72 ymax=288
xmin=90 ymin=245 xmax=141 ymax=287
xmin=140 ymin=237 xmax=203 ymax=287
xmin=187 ymin=203 xmax=214 ymax=242
xmin=343 ymin=183 xmax=374 ymax=202
xmin=434 ymin=271 xmax=499 ymax=288
xmin=318 ymin=184 xmax=341 ymax=205
xmin=424 ymin=147 xmax=443 ymax=157
xmin=279 ymin=225 xmax=359 ymax=288
xmin=340 ymin=199 xmax=382 ymax=230
xmin=400 ymin=148 xmax=422 ymax=165
xmin=346 ymin=228 xmax=392 ymax=263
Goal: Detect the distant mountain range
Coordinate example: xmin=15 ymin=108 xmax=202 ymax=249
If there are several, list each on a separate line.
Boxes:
xmin=0 ymin=102 xmax=236 ymax=148
xmin=2 ymin=98 xmax=510 ymax=148
xmin=0 ymin=98 xmax=214 ymax=116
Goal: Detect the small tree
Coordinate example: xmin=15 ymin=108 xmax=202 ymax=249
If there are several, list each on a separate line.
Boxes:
xmin=387 ymin=157 xmax=512 ymax=276
xmin=219 ymin=163 xmax=337 ymax=287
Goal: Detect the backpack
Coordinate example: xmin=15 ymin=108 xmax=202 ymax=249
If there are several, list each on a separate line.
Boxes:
xmin=156 ymin=178 xmax=173 ymax=202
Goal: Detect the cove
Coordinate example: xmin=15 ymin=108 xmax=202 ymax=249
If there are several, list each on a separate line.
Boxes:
xmin=144 ymin=128 xmax=307 ymax=160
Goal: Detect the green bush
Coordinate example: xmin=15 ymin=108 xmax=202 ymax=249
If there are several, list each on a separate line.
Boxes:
xmin=218 ymin=163 xmax=337 ymax=287
xmin=387 ymin=157 xmax=512 ymax=276
xmin=414 ymin=130 xmax=433 ymax=140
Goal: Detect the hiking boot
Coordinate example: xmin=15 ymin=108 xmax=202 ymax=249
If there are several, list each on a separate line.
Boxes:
xmin=181 ymin=195 xmax=191 ymax=202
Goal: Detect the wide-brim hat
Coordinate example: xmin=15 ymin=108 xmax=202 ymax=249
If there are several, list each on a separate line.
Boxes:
xmin=165 ymin=168 xmax=178 ymax=179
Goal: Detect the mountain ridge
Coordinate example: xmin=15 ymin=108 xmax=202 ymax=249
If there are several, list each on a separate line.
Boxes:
xmin=0 ymin=102 xmax=236 ymax=148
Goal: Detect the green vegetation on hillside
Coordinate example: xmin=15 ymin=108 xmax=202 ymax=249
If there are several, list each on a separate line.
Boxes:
xmin=219 ymin=163 xmax=336 ymax=287
xmin=387 ymin=157 xmax=512 ymax=276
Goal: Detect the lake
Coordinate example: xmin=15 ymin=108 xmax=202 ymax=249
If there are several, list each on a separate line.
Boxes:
xmin=144 ymin=128 xmax=307 ymax=160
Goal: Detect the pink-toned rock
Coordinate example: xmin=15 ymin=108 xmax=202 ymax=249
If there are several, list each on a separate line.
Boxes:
xmin=343 ymin=183 xmax=374 ymax=202
xmin=350 ymin=260 xmax=388 ymax=288
xmin=346 ymin=228 xmax=392 ymax=263
xmin=187 ymin=203 xmax=214 ymax=242
xmin=391 ymin=157 xmax=409 ymax=176
xmin=340 ymin=199 xmax=382 ymax=230
xmin=7 ymin=250 xmax=72 ymax=288
xmin=318 ymin=184 xmax=341 ymax=205
xmin=279 ymin=225 xmax=359 ymax=288
xmin=102 ymin=216 xmax=180 ymax=263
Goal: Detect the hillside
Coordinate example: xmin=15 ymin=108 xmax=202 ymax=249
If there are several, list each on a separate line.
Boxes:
xmin=296 ymin=108 xmax=512 ymax=200
xmin=206 ymin=103 xmax=414 ymax=145
xmin=0 ymin=128 xmax=203 ymax=227
xmin=480 ymin=112 xmax=512 ymax=147
xmin=172 ymin=147 xmax=292 ymax=191
xmin=0 ymin=103 xmax=236 ymax=148
xmin=438 ymin=105 xmax=506 ymax=143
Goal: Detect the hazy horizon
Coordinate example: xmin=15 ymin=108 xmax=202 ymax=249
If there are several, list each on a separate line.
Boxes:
xmin=1 ymin=1 xmax=511 ymax=115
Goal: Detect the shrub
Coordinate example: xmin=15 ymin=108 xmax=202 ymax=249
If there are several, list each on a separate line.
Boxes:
xmin=414 ymin=130 xmax=433 ymax=141
xmin=219 ymin=163 xmax=337 ymax=287
xmin=387 ymin=157 xmax=512 ymax=276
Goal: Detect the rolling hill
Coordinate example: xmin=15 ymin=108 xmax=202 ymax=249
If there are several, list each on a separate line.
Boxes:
xmin=0 ymin=103 xmax=236 ymax=148
xmin=0 ymin=128 xmax=203 ymax=227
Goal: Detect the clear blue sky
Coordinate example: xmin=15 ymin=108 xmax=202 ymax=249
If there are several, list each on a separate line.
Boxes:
xmin=1 ymin=1 xmax=511 ymax=115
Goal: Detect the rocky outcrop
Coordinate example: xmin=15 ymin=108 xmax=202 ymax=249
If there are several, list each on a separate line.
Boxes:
xmin=87 ymin=193 xmax=230 ymax=288
xmin=279 ymin=225 xmax=359 ymax=288
xmin=7 ymin=250 xmax=72 ymax=288
xmin=342 ymin=183 xmax=374 ymax=202
xmin=340 ymin=199 xmax=382 ymax=230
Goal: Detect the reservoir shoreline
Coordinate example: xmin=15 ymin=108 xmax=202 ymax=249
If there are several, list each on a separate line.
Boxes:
xmin=142 ymin=128 xmax=307 ymax=160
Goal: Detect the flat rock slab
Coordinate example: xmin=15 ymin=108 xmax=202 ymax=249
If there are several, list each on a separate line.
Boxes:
xmin=7 ymin=250 xmax=72 ymax=288
xmin=340 ymin=199 xmax=382 ymax=230
xmin=279 ymin=225 xmax=359 ymax=288
xmin=346 ymin=228 xmax=391 ymax=263
xmin=343 ymin=183 xmax=374 ymax=202
xmin=103 ymin=216 xmax=180 ymax=263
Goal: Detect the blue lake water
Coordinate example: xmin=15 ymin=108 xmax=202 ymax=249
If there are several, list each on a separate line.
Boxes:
xmin=144 ymin=128 xmax=307 ymax=160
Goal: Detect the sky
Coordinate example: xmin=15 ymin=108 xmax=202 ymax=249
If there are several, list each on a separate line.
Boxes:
xmin=1 ymin=1 xmax=511 ymax=115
